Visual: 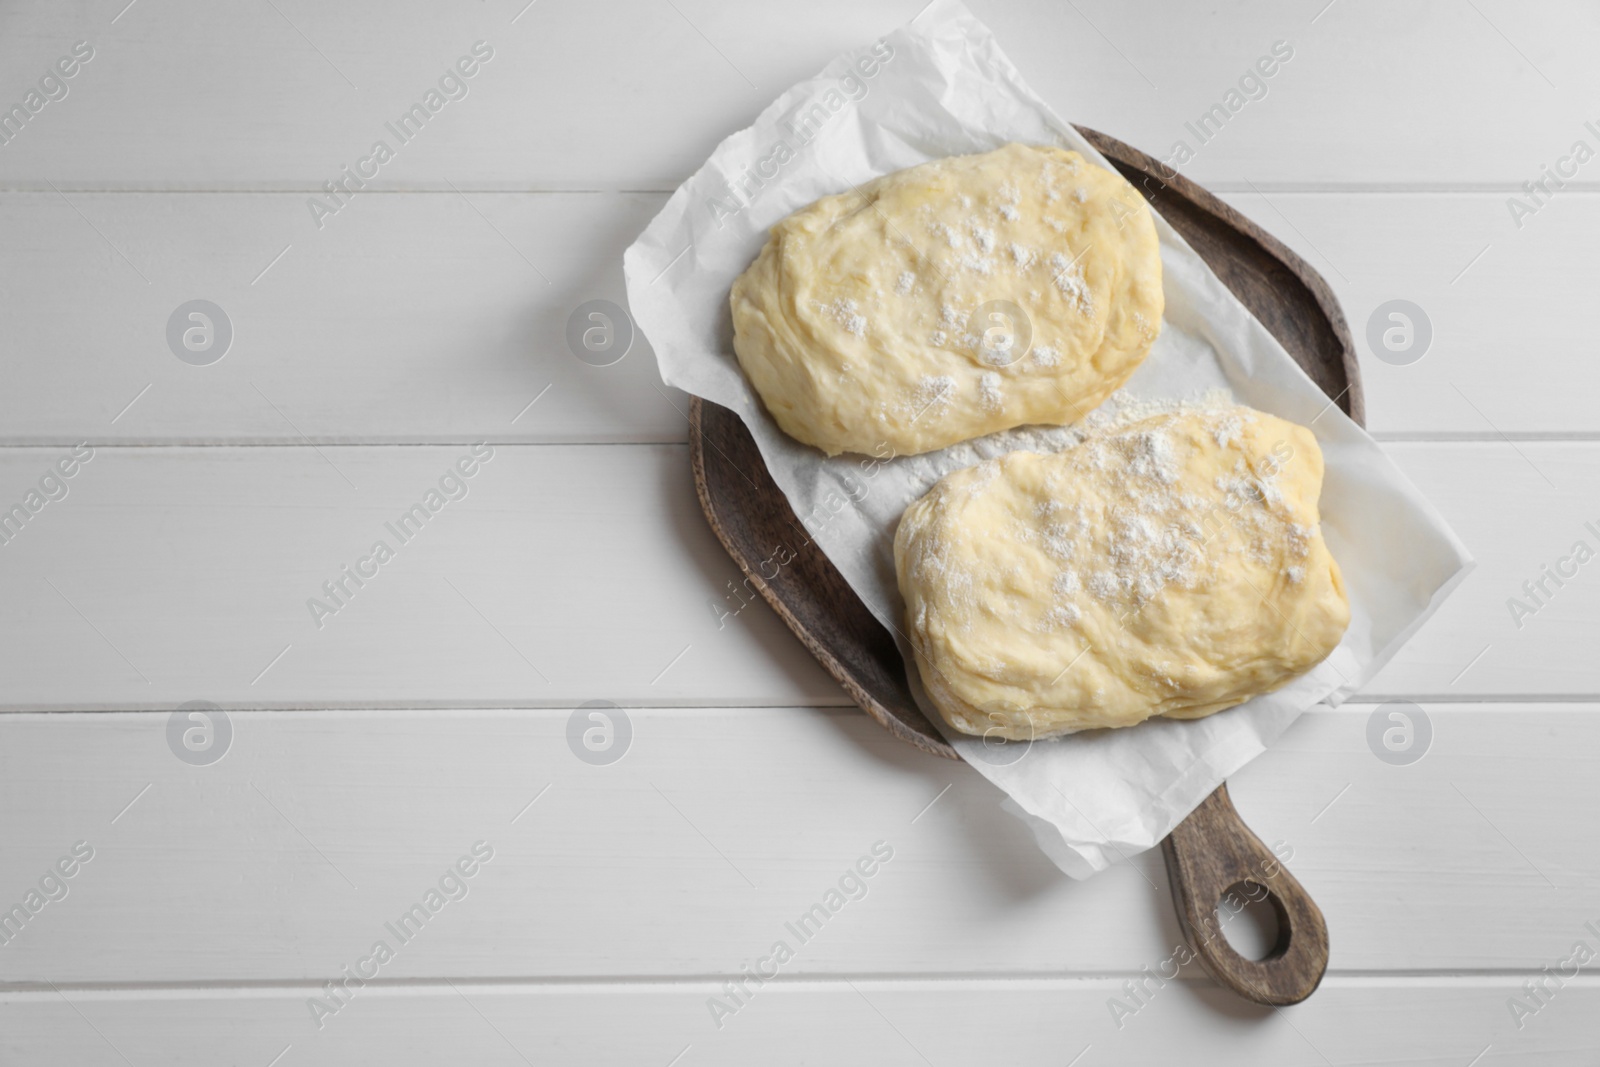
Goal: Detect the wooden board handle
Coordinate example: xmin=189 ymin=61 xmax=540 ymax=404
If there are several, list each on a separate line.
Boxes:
xmin=1159 ymin=783 xmax=1328 ymax=1005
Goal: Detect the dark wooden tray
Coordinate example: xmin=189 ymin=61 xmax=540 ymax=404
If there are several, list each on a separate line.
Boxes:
xmin=688 ymin=126 xmax=1360 ymax=1006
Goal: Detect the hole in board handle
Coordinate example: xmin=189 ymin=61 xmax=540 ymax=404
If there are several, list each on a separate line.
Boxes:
xmin=1215 ymin=880 xmax=1291 ymax=962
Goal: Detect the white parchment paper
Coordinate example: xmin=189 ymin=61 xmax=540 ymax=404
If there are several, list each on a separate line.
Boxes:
xmin=622 ymin=0 xmax=1473 ymax=878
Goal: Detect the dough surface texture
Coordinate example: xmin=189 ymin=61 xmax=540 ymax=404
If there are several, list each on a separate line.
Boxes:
xmin=730 ymin=143 xmax=1163 ymax=457
xmin=894 ymin=405 xmax=1349 ymax=738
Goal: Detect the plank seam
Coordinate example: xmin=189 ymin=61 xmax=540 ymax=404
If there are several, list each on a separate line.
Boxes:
xmin=3 ymin=436 xmax=1600 ymax=449
xmin=8 ymin=184 xmax=1600 ymax=194
xmin=0 ymin=700 xmax=1596 ymax=715
xmin=5 ymin=971 xmax=1598 ymax=996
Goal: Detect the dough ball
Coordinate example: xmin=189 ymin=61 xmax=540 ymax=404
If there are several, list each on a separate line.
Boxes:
xmin=730 ymin=143 xmax=1163 ymax=457
xmin=894 ymin=405 xmax=1349 ymax=738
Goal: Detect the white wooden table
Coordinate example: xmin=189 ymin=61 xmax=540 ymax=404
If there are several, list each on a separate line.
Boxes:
xmin=1 ymin=0 xmax=1596 ymax=1061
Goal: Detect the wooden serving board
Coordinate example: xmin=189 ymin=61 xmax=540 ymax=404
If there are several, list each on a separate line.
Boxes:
xmin=687 ymin=126 xmax=1361 ymax=1006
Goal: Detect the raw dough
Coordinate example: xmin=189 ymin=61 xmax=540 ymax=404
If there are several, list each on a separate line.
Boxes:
xmin=894 ymin=405 xmax=1349 ymax=738
xmin=730 ymin=143 xmax=1163 ymax=457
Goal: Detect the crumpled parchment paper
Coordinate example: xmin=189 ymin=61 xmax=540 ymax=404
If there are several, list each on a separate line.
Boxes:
xmin=623 ymin=0 xmax=1472 ymax=878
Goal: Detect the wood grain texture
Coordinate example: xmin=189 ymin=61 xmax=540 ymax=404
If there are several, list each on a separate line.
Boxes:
xmin=1 ymin=0 xmax=1593 ymax=188
xmin=690 ymin=398 xmax=951 ymax=757
xmin=0 ymin=190 xmax=680 ymax=445
xmin=689 ymin=400 xmax=946 ymax=757
xmin=6 ymin=978 xmax=1599 ymax=1066
xmin=1161 ymin=784 xmax=1328 ymax=1005
xmin=0 ymin=705 xmax=1596 ymax=985
xmin=0 ymin=444 xmax=841 ymax=710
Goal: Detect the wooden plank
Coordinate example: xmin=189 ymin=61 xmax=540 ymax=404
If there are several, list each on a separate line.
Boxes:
xmin=1 ymin=190 xmax=1596 ymax=445
xmin=0 ymin=0 xmax=1591 ymax=188
xmin=0 ymin=191 xmax=683 ymax=445
xmin=0 ymin=441 xmax=1592 ymax=709
xmin=6 ymin=978 xmax=1598 ymax=1066
xmin=1361 ymin=441 xmax=1600 ymax=699
xmin=0 ymin=444 xmax=841 ymax=710
xmin=1213 ymin=190 xmax=1599 ymax=440
xmin=0 ymin=704 xmax=1595 ymax=984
